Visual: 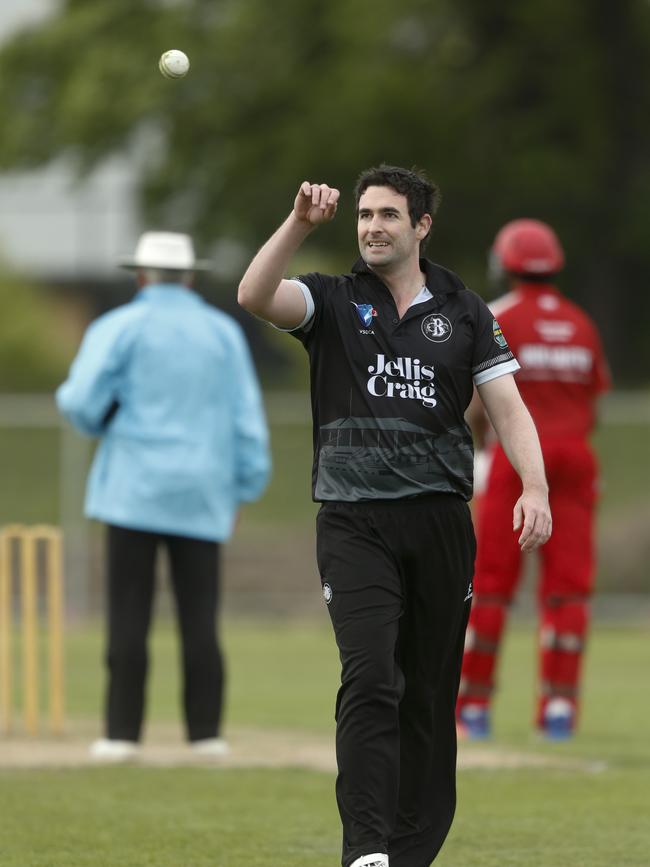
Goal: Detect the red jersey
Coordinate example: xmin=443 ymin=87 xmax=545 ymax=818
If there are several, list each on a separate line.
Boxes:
xmin=490 ymin=282 xmax=610 ymax=439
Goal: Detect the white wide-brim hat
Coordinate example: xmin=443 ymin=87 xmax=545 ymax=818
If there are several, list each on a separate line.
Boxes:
xmin=119 ymin=231 xmax=212 ymax=271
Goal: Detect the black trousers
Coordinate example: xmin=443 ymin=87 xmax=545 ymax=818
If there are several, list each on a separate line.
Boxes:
xmin=316 ymin=495 xmax=475 ymax=867
xmin=105 ymin=524 xmax=223 ymax=742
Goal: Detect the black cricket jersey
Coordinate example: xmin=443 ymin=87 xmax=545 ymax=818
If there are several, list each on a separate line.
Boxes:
xmin=289 ymin=257 xmax=519 ymax=502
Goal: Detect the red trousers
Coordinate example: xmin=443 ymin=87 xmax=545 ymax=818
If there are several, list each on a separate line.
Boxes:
xmin=458 ymin=438 xmax=598 ymax=728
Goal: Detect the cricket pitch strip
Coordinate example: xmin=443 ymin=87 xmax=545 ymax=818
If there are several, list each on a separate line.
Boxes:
xmin=0 ymin=721 xmax=606 ymax=773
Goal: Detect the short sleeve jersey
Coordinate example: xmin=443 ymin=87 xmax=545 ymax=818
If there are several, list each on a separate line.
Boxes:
xmin=288 ymin=257 xmax=519 ymax=502
xmin=489 ymin=282 xmax=611 ymax=439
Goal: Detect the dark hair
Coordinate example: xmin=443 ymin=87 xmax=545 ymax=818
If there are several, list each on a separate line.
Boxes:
xmin=354 ymin=164 xmax=442 ymax=250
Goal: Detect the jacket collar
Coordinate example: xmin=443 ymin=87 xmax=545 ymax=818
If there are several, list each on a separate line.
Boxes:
xmin=138 ymin=283 xmax=199 ymax=301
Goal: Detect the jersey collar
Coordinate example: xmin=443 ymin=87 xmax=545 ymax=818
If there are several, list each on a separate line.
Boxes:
xmin=351 ymin=257 xmax=458 ymax=321
xmin=351 ymin=257 xmax=460 ymax=294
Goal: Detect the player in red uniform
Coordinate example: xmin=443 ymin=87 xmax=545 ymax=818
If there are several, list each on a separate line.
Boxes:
xmin=457 ymin=219 xmax=611 ymax=740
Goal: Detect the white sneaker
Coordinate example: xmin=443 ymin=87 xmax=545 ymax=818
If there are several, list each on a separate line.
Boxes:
xmin=542 ymin=697 xmax=575 ymax=741
xmin=89 ymin=738 xmax=140 ymax=763
xmin=349 ymin=855 xmax=389 ymax=867
xmin=190 ymin=737 xmax=230 ymax=757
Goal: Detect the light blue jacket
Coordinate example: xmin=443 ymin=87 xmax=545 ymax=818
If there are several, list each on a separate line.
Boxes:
xmin=56 ymin=284 xmax=271 ymax=541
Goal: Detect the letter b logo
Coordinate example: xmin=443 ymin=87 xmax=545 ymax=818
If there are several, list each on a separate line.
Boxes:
xmin=421 ymin=314 xmax=452 ymax=343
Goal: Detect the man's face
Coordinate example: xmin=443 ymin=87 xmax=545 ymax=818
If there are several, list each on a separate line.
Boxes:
xmin=357 ymin=185 xmax=431 ymax=270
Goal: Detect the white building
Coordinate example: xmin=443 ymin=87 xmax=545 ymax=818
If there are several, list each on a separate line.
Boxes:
xmin=0 ymin=0 xmax=140 ymax=278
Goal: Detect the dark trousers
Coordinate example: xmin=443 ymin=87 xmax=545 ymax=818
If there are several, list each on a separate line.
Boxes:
xmin=105 ymin=524 xmax=223 ymax=743
xmin=316 ymin=495 xmax=475 ymax=867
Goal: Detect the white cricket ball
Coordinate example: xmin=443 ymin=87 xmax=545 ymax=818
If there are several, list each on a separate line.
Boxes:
xmin=159 ymin=49 xmax=190 ymax=79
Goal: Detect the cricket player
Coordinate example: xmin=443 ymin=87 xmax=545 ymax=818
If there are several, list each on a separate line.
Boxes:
xmin=457 ymin=219 xmax=611 ymax=740
xmin=238 ymin=166 xmax=551 ymax=867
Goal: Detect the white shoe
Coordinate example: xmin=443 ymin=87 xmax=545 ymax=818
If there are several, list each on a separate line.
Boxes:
xmin=541 ymin=697 xmax=575 ymax=741
xmin=190 ymin=737 xmax=230 ymax=757
xmin=89 ymin=738 xmax=140 ymax=763
xmin=349 ymin=855 xmax=389 ymax=867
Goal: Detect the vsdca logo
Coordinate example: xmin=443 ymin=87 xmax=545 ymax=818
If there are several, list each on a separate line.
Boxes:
xmin=366 ymin=353 xmax=437 ymax=408
xmin=350 ymin=301 xmax=378 ymax=328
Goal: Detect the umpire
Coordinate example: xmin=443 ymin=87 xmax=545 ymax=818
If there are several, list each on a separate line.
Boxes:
xmin=57 ymin=231 xmax=270 ymax=761
xmin=238 ymin=166 xmax=551 ymax=867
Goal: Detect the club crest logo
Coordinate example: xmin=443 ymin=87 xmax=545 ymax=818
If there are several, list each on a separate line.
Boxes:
xmin=351 ymin=301 xmax=378 ymax=328
xmin=421 ymin=314 xmax=452 ymax=343
xmin=322 ymin=583 xmax=333 ymax=604
xmin=493 ymin=319 xmax=507 ymax=348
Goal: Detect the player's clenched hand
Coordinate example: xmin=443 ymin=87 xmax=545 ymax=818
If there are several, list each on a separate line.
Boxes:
xmin=513 ymin=488 xmax=552 ymax=552
xmin=294 ymin=182 xmax=340 ymax=226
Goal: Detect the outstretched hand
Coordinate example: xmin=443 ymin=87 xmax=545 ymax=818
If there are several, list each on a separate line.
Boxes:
xmin=294 ymin=182 xmax=340 ymax=226
xmin=513 ymin=488 xmax=552 ymax=552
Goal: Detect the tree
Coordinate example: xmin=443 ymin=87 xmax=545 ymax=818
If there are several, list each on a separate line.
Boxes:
xmin=0 ymin=265 xmax=74 ymax=390
xmin=1 ymin=0 xmax=649 ymax=381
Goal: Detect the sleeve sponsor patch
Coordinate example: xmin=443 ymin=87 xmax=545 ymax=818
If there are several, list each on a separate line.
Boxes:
xmin=493 ymin=319 xmax=508 ymax=348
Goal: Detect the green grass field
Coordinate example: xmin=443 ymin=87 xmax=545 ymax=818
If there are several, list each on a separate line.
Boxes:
xmin=1 ymin=619 xmax=649 ymax=866
xmin=1 ymin=395 xmax=648 ymax=864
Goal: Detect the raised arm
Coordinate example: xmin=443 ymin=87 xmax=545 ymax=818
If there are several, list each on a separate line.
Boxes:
xmin=476 ymin=373 xmax=552 ymax=552
xmin=238 ymin=181 xmax=340 ymax=328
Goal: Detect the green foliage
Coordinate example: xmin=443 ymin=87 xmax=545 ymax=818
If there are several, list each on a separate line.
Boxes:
xmin=0 ymin=0 xmax=649 ymax=380
xmin=0 ymin=268 xmax=73 ymax=390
